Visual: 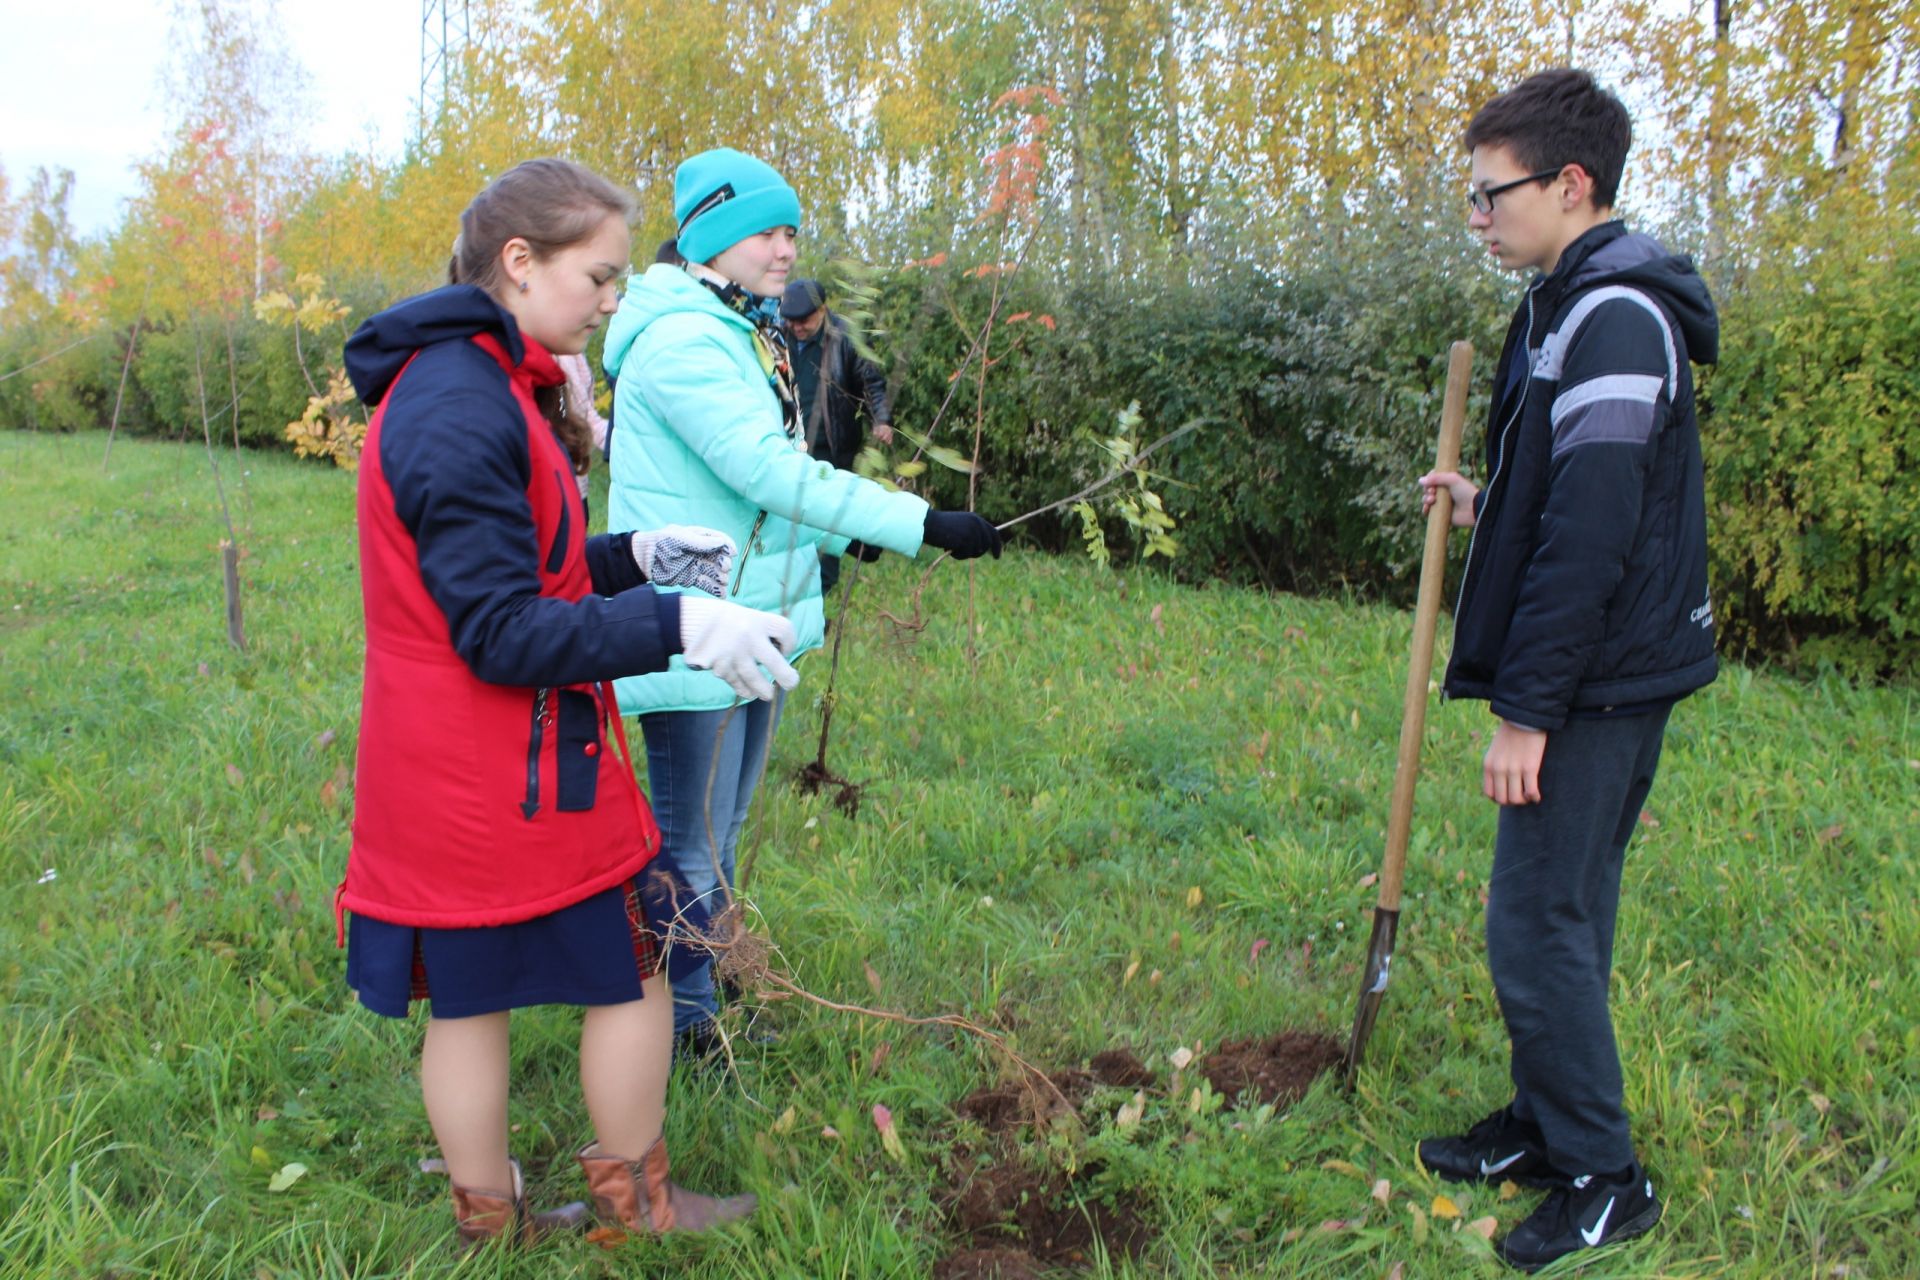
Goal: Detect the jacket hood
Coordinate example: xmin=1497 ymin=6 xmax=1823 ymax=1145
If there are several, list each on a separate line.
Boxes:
xmin=345 ymin=285 xmax=523 ymax=406
xmin=602 ymin=263 xmax=753 ymax=382
xmin=1559 ymin=223 xmax=1719 ymax=366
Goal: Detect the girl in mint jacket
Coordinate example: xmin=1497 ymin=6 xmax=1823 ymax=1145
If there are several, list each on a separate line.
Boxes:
xmin=603 ymin=148 xmax=1001 ymax=1050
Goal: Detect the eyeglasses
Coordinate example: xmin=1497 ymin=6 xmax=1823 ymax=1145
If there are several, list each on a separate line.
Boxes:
xmin=1467 ymin=169 xmax=1563 ymax=215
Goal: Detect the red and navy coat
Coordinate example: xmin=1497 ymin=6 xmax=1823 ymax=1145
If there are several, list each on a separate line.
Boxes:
xmin=338 ymin=285 xmax=683 ymax=932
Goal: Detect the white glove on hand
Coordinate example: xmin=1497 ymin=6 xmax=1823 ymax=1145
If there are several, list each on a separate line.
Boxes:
xmin=678 ymin=595 xmax=799 ymax=701
xmin=632 ymin=525 xmax=736 ymax=597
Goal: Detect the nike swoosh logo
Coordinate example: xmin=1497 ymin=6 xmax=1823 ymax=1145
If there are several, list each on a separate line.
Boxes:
xmin=1478 ymin=1152 xmax=1524 ymax=1175
xmin=1581 ymin=1196 xmax=1616 ymax=1246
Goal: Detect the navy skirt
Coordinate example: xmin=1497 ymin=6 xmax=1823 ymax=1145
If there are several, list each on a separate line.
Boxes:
xmin=347 ymin=875 xmax=667 ymax=1018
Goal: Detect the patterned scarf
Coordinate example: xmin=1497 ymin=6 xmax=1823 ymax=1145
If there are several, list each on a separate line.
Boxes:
xmin=690 ymin=269 xmax=804 ymax=447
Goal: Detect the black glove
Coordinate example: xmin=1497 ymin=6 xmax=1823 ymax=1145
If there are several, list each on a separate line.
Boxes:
xmin=845 ymin=539 xmax=886 ymax=563
xmin=921 ymin=509 xmax=1004 ymax=560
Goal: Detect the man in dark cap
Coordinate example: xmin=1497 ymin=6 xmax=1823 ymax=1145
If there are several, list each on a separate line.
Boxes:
xmin=781 ymin=278 xmax=896 ymax=593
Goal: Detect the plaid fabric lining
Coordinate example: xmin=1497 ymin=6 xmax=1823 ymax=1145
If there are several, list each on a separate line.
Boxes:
xmin=625 ymin=878 xmax=663 ymax=981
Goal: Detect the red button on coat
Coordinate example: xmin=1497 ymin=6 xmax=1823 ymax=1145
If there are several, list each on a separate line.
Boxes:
xmin=583 ymin=743 xmax=598 ymax=757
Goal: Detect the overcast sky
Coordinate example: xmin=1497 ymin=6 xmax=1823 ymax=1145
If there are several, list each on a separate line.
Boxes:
xmin=0 ymin=0 xmax=419 ymax=237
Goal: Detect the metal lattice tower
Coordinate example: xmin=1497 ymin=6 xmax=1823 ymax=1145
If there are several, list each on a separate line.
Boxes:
xmin=418 ymin=0 xmax=472 ymax=140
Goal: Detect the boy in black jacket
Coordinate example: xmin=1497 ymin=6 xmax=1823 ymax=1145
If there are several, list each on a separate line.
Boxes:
xmin=1415 ymin=69 xmax=1718 ymax=1272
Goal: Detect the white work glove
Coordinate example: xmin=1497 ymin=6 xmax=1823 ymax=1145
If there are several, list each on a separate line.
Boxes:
xmin=632 ymin=525 xmax=736 ymax=597
xmin=678 ymin=595 xmax=799 ymax=702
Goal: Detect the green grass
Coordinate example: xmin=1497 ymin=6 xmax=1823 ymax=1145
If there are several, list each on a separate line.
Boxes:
xmin=2 ymin=431 xmax=1915 ymax=1279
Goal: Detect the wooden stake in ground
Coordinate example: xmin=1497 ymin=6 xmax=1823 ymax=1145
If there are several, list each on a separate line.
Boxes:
xmin=220 ymin=540 xmax=246 ymax=652
xmin=1342 ymin=340 xmax=1472 ymax=1087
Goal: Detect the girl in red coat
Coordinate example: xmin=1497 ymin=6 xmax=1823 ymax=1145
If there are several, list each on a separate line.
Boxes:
xmin=339 ymin=158 xmax=795 ymax=1246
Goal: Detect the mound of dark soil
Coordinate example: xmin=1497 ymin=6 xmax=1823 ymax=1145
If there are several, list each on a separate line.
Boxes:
xmin=956 ymin=1050 xmax=1155 ymax=1136
xmin=1199 ymin=1030 xmax=1343 ymax=1108
xmin=943 ymin=1151 xmax=1150 ymax=1271
xmin=1086 ymin=1048 xmax=1154 ymax=1088
xmin=936 ymin=1048 xmax=1161 ymax=1275
xmin=931 ymin=1247 xmax=1047 ymax=1280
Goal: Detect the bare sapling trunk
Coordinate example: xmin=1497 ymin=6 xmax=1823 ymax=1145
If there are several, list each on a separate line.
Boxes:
xmin=103 ymin=278 xmax=153 ymax=471
xmin=192 ymin=323 xmax=246 ymax=651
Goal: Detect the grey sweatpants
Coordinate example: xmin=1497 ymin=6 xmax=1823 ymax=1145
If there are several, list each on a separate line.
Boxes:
xmin=1485 ymin=706 xmax=1671 ymax=1175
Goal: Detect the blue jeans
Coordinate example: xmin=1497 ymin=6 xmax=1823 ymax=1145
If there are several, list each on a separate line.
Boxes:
xmin=639 ymin=693 xmax=783 ymax=1034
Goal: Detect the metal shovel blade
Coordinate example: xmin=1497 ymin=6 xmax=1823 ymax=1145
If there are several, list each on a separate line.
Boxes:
xmin=1342 ymin=906 xmax=1400 ymax=1086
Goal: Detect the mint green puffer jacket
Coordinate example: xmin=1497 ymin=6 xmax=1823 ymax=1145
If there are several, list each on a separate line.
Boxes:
xmin=603 ymin=264 xmax=930 ymax=714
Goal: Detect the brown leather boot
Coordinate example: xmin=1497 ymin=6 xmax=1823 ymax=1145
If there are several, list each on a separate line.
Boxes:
xmin=576 ymin=1137 xmax=757 ymax=1234
xmin=449 ymin=1157 xmax=589 ymax=1250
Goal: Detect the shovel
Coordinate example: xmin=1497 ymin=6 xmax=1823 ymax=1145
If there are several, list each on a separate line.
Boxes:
xmin=1342 ymin=340 xmax=1473 ymax=1087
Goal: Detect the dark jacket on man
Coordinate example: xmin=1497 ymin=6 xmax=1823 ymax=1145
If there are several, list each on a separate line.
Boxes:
xmin=1444 ymin=220 xmax=1719 ymax=729
xmin=792 ymin=312 xmax=892 ymax=472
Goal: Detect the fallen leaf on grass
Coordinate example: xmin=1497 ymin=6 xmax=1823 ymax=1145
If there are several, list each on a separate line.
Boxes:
xmin=1430 ymin=1194 xmax=1461 ymax=1220
xmin=1249 ymin=938 xmax=1270 ymax=965
xmin=1499 ymin=1179 xmax=1519 ymax=1201
xmin=1115 ymin=1090 xmax=1146 ymax=1130
xmin=771 ymin=1106 xmax=797 ymax=1134
xmin=585 ymin=1226 xmax=627 ymax=1249
xmin=256 ymin=1105 xmax=278 ymax=1122
xmin=1186 ymin=885 xmax=1204 ymax=909
xmin=864 ymin=960 xmax=885 ymax=999
xmin=1817 ymin=824 xmax=1845 ymax=842
xmin=1409 ymin=1204 xmax=1429 ymax=1244
xmin=872 ymin=1105 xmax=905 ymax=1160
xmin=1358 ymin=872 xmax=1379 ymax=889
xmin=820 ymin=1125 xmax=840 ymax=1141
xmin=267 ymin=1162 xmax=307 ymax=1192
xmin=1384 ymin=1264 xmax=1406 ymax=1280
xmin=1150 ymin=603 xmax=1164 ymax=633
xmin=1320 ymin=1159 xmax=1364 ymax=1178
xmin=1169 ymin=1046 xmax=1195 ymax=1071
xmin=1637 ymin=809 xmax=1660 ymax=828
xmin=1371 ymin=1178 xmax=1391 ymax=1206
xmin=250 ymin=1146 xmax=271 ymax=1169
xmin=1809 ymin=1092 xmax=1832 ymax=1115
xmin=314 ymin=729 xmax=335 ymax=750
xmin=1462 ymin=1216 xmax=1498 ymax=1240
xmin=1122 ymin=958 xmax=1141 ymax=986
xmin=869 ymin=1041 xmax=892 ymax=1074
xmin=1281 ymin=1228 xmax=1303 ymax=1244
xmin=225 ymin=763 xmax=245 ymax=786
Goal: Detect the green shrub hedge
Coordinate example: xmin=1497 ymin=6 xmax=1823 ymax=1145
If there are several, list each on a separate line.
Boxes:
xmin=4 ymin=213 xmax=1914 ymax=676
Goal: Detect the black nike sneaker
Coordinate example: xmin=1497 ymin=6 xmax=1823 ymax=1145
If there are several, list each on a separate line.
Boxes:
xmin=1498 ymin=1161 xmax=1662 ymax=1272
xmin=1418 ymin=1105 xmax=1560 ymax=1188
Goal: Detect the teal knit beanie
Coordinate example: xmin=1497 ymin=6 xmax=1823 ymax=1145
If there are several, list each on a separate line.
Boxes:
xmin=673 ymin=148 xmax=803 ymax=267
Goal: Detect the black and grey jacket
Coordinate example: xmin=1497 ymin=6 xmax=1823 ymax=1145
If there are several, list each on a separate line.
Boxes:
xmin=795 ymin=313 xmax=892 ymax=472
xmin=1444 ymin=220 xmax=1720 ymax=729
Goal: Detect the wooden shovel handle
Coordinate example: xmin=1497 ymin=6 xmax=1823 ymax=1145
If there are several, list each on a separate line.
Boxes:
xmin=1376 ymin=341 xmax=1472 ymax=912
